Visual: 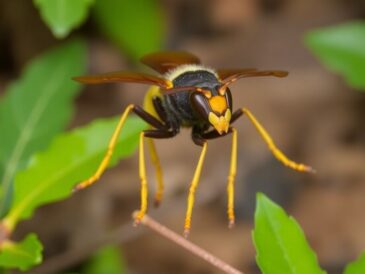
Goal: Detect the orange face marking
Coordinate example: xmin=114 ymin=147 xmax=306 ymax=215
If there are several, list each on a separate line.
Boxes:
xmin=208 ymin=96 xmax=227 ymax=114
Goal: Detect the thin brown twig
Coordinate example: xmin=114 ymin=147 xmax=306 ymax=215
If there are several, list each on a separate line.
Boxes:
xmin=133 ymin=211 xmax=245 ymax=274
xmin=27 ymin=189 xmax=231 ymax=274
xmin=27 ymin=195 xmax=187 ymax=274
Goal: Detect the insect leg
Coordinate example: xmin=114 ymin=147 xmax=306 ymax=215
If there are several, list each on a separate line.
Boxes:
xmin=134 ymin=132 xmax=148 ymax=224
xmin=227 ymin=128 xmax=237 ymax=228
xmin=201 ymin=128 xmax=237 ymax=227
xmin=145 ymin=138 xmax=163 ymax=207
xmin=233 ymin=108 xmax=315 ymax=173
xmin=73 ymin=104 xmax=135 ymax=191
xmin=184 ymin=140 xmax=208 ymax=237
xmin=133 ymin=105 xmax=168 ymax=130
xmin=74 ymin=102 xmax=173 ymax=192
xmin=144 ymin=130 xmax=177 ymax=207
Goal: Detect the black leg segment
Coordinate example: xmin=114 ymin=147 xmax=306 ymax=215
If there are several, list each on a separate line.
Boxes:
xmin=144 ymin=129 xmax=177 ymax=139
xmin=230 ymin=109 xmax=243 ymax=124
xmin=133 ymin=105 xmax=169 ymax=130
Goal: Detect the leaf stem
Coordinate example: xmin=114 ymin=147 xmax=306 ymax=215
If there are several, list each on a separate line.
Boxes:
xmin=0 ymin=221 xmax=11 ymax=245
xmin=133 ymin=211 xmax=245 ymax=274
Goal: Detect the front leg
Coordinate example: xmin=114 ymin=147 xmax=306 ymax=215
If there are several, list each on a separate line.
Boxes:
xmin=74 ymin=104 xmax=170 ymax=192
xmin=201 ymin=127 xmax=238 ymax=228
xmin=194 ymin=127 xmax=238 ymax=228
xmin=231 ymin=108 xmax=315 ymax=173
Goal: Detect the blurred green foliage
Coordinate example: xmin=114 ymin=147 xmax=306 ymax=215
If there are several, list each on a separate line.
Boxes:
xmin=0 ymin=40 xmax=86 ymax=216
xmin=0 ymin=0 xmax=161 ymax=271
xmin=0 ymin=116 xmax=145 ymax=270
xmin=253 ymin=193 xmax=326 ymax=274
xmin=345 ymin=252 xmax=365 ymax=274
xmin=4 ymin=116 xmax=145 ymax=230
xmin=33 ymin=0 xmax=165 ymax=60
xmin=93 ymin=0 xmax=164 ymax=59
xmin=253 ymin=193 xmax=365 ymax=274
xmin=306 ymin=21 xmax=365 ymax=91
xmin=0 ymin=234 xmax=42 ymax=271
xmin=0 ymin=38 xmax=146 ymax=271
xmin=83 ymin=246 xmax=126 ymax=274
xmin=34 ymin=0 xmax=94 ymax=38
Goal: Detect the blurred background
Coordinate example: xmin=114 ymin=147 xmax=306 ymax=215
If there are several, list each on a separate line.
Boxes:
xmin=1 ymin=0 xmax=365 ymax=273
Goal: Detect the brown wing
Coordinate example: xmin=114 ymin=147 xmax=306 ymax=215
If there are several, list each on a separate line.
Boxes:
xmin=140 ymin=51 xmax=201 ymax=74
xmin=217 ymin=68 xmax=258 ymax=80
xmin=73 ymin=71 xmax=173 ymax=89
xmin=218 ymin=69 xmax=288 ymax=93
xmin=218 ymin=69 xmax=288 ymax=83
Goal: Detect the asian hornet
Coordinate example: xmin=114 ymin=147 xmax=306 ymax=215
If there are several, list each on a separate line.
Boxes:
xmin=73 ymin=51 xmax=314 ymax=236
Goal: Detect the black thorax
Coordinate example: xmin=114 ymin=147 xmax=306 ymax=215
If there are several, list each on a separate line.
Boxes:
xmin=162 ymin=70 xmax=220 ymax=129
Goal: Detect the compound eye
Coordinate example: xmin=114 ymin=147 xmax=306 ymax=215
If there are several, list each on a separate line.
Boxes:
xmin=224 ymin=87 xmax=232 ymax=110
xmin=190 ymin=92 xmax=211 ymax=120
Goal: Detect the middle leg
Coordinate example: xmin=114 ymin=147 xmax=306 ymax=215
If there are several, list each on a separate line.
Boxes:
xmin=144 ymin=129 xmax=177 ymax=207
xmin=134 ymin=128 xmax=177 ymax=223
xmin=184 ymin=137 xmax=208 ymax=237
xmin=134 ymin=132 xmax=148 ymax=224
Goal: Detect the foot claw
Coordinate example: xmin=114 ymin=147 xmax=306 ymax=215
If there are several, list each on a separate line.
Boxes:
xmin=228 ymin=219 xmax=235 ymax=229
xmin=153 ymin=199 xmax=161 ymax=208
xmin=133 ymin=219 xmax=141 ymax=227
xmin=72 ymin=185 xmax=82 ymax=193
xmin=183 ymin=228 xmax=190 ymax=238
xmin=133 ymin=211 xmax=145 ymax=226
xmin=305 ymin=166 xmax=317 ymax=174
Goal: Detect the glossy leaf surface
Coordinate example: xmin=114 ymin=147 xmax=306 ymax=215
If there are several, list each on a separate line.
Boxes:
xmin=0 ymin=234 xmax=42 ymax=271
xmin=253 ymin=193 xmax=326 ymax=274
xmin=0 ymin=40 xmax=86 ymax=215
xmin=4 ymin=116 xmax=146 ymax=229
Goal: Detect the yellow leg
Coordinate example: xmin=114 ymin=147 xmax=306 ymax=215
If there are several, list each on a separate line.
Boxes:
xmin=146 ymin=138 xmax=164 ymax=207
xmin=74 ymin=104 xmax=135 ymax=191
xmin=184 ymin=142 xmax=208 ymax=237
xmin=134 ymin=132 xmax=149 ymax=224
xmin=241 ymin=108 xmax=315 ymax=173
xmin=227 ymin=128 xmax=237 ymax=228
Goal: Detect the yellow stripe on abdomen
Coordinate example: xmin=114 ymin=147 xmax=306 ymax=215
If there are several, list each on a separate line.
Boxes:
xmin=143 ymin=86 xmax=163 ymax=122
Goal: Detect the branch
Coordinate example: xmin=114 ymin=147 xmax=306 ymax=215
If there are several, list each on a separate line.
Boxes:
xmin=134 ymin=211 xmax=245 ymax=274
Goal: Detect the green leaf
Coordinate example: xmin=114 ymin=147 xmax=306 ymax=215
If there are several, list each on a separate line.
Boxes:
xmin=305 ymin=21 xmax=365 ymax=90
xmin=3 ymin=116 xmax=146 ymax=230
xmin=0 ymin=40 xmax=86 ymax=215
xmin=253 ymin=193 xmax=326 ymax=274
xmin=83 ymin=245 xmax=126 ymax=274
xmin=34 ymin=0 xmax=94 ymax=38
xmin=0 ymin=233 xmax=42 ymax=271
xmin=93 ymin=0 xmax=164 ymax=60
xmin=345 ymin=252 xmax=365 ymax=274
